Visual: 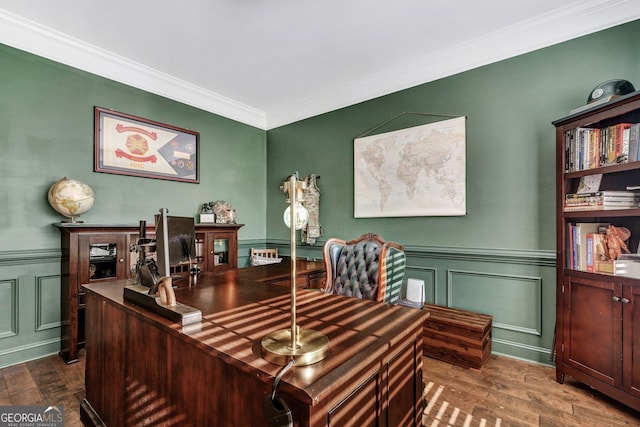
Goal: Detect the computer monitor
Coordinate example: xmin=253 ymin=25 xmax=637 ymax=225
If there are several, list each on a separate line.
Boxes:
xmin=155 ymin=208 xmax=196 ymax=279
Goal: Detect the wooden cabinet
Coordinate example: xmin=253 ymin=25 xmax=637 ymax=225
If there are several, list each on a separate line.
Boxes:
xmin=55 ymin=222 xmax=243 ymax=363
xmin=562 ymin=275 xmax=622 ymax=387
xmin=625 ymin=283 xmax=640 ymax=400
xmin=201 ymin=228 xmax=238 ymax=272
xmin=554 ymin=91 xmax=640 ymax=411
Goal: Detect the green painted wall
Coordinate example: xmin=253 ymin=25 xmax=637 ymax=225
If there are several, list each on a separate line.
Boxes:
xmin=1 ymin=20 xmax=639 ymax=366
xmin=0 ymin=43 xmax=266 ymax=366
xmin=266 ymin=20 xmax=640 ymax=249
xmin=0 ymin=43 xmax=267 ymax=250
xmin=266 ymin=20 xmax=640 ymax=364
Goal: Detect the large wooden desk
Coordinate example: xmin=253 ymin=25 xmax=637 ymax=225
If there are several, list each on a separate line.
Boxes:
xmin=220 ymin=258 xmax=327 ymax=289
xmin=80 ymin=262 xmax=427 ymax=426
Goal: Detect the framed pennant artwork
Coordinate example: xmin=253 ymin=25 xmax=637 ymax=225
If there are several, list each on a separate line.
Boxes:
xmin=94 ymin=106 xmax=199 ymax=183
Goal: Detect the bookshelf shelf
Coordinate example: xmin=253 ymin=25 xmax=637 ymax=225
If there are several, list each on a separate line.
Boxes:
xmin=554 ymin=91 xmax=640 ymax=412
xmin=564 ymin=160 xmax=640 ymax=179
xmin=563 ymin=207 xmax=640 ymax=218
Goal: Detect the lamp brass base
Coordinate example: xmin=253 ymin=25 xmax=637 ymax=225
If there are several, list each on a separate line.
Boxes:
xmin=261 ymin=328 xmax=329 ymax=366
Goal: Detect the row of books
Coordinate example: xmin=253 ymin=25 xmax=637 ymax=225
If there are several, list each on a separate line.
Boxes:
xmin=564 ymin=190 xmax=640 ymax=211
xmin=566 ymin=222 xmax=609 ymax=271
xmin=564 ymin=123 xmax=640 ymax=173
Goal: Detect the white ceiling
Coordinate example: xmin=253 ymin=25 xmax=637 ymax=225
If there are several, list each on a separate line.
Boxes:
xmin=0 ymin=0 xmax=638 ymax=129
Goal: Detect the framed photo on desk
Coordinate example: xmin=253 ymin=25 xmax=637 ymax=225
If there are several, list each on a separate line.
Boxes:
xmin=94 ymin=106 xmax=199 ymax=183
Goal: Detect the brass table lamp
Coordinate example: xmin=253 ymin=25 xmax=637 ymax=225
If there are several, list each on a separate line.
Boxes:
xmin=261 ymin=173 xmax=329 ymax=366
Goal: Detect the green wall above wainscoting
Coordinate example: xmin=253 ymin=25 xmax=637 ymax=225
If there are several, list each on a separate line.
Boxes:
xmin=266 ymin=20 xmax=640 ymax=251
xmin=0 ymin=43 xmax=266 ymax=367
xmin=265 ymin=20 xmax=640 ymax=365
xmin=0 ymin=43 xmax=267 ymax=252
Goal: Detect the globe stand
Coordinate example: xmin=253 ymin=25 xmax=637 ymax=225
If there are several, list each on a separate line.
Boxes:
xmin=62 ymin=216 xmax=83 ymax=224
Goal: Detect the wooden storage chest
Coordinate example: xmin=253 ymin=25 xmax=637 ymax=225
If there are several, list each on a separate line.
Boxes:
xmin=422 ymin=304 xmax=492 ymax=369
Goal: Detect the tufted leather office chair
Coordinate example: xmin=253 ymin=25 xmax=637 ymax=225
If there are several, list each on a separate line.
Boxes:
xmin=322 ymin=233 xmax=406 ymax=304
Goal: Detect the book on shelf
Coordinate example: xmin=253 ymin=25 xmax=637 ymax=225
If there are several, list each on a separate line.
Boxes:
xmin=585 ymin=233 xmax=594 ymax=272
xmin=600 ymin=123 xmax=634 ymax=165
xmin=564 ymin=129 xmax=573 ymax=173
xmin=565 ymin=197 xmax=638 ymax=204
xmin=589 ymin=129 xmax=600 ymax=169
xmin=629 ymin=123 xmax=640 ymax=162
xmin=621 ymin=123 xmax=631 ymax=163
xmin=566 ymin=190 xmax=638 ymax=199
xmin=576 ymin=174 xmax=602 ymax=194
xmin=564 ymin=204 xmax=639 ymax=211
xmin=568 ymin=223 xmax=578 ymax=269
xmin=596 ymin=260 xmax=614 ymax=274
xmin=608 ymin=125 xmax=617 ymax=164
xmin=585 ymin=232 xmax=607 ymax=272
xmin=600 ymin=126 xmax=609 ymax=166
xmin=606 ymin=125 xmax=617 ymax=165
xmin=566 ymin=198 xmax=639 ymax=204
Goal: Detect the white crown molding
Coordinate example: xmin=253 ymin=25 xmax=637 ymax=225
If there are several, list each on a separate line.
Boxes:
xmin=0 ymin=9 xmax=267 ymax=129
xmin=0 ymin=2 xmax=638 ymax=131
xmin=265 ymin=0 xmax=640 ymax=129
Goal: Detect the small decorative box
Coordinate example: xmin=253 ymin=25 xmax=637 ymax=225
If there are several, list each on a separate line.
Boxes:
xmin=199 ymin=213 xmax=215 ymax=223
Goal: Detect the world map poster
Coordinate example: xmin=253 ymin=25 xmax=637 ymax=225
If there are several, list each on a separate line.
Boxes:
xmin=354 ymin=116 xmax=466 ymax=217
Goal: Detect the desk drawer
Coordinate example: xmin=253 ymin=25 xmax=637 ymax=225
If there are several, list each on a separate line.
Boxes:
xmin=270 ymin=276 xmax=308 ymax=288
xmin=307 ymin=272 xmax=326 ymax=290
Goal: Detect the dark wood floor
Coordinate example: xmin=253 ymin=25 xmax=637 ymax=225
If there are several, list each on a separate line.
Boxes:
xmin=422 ymin=355 xmax=640 ymax=426
xmin=1 ymin=350 xmax=639 ymax=426
xmin=0 ymin=350 xmax=85 ymax=426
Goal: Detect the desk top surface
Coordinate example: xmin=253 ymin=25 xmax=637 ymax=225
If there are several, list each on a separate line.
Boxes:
xmin=82 ymin=261 xmax=426 ymax=405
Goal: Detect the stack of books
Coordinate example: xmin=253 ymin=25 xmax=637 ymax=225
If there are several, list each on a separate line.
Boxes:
xmin=614 ymin=254 xmax=640 ymax=278
xmin=564 ymin=191 xmax=639 ymax=211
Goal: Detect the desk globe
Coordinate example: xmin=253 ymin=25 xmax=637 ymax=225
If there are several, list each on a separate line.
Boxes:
xmin=47 ymin=177 xmax=95 ymax=223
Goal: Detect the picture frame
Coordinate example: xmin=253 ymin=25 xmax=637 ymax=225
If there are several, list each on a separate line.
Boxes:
xmin=354 ymin=116 xmax=466 ymax=217
xmin=94 ymin=106 xmax=199 ymax=183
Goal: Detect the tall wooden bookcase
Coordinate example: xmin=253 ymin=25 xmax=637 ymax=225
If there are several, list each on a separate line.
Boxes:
xmin=554 ymin=91 xmax=640 ymax=412
xmin=55 ymin=222 xmax=243 ymax=363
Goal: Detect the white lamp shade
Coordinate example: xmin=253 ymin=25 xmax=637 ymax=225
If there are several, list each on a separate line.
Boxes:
xmin=283 ymin=203 xmax=309 ymax=230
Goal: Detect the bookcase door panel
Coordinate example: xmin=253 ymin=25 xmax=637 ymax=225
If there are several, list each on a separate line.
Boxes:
xmin=623 ymin=284 xmax=640 ymax=398
xmin=564 ymin=275 xmax=622 ymax=387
